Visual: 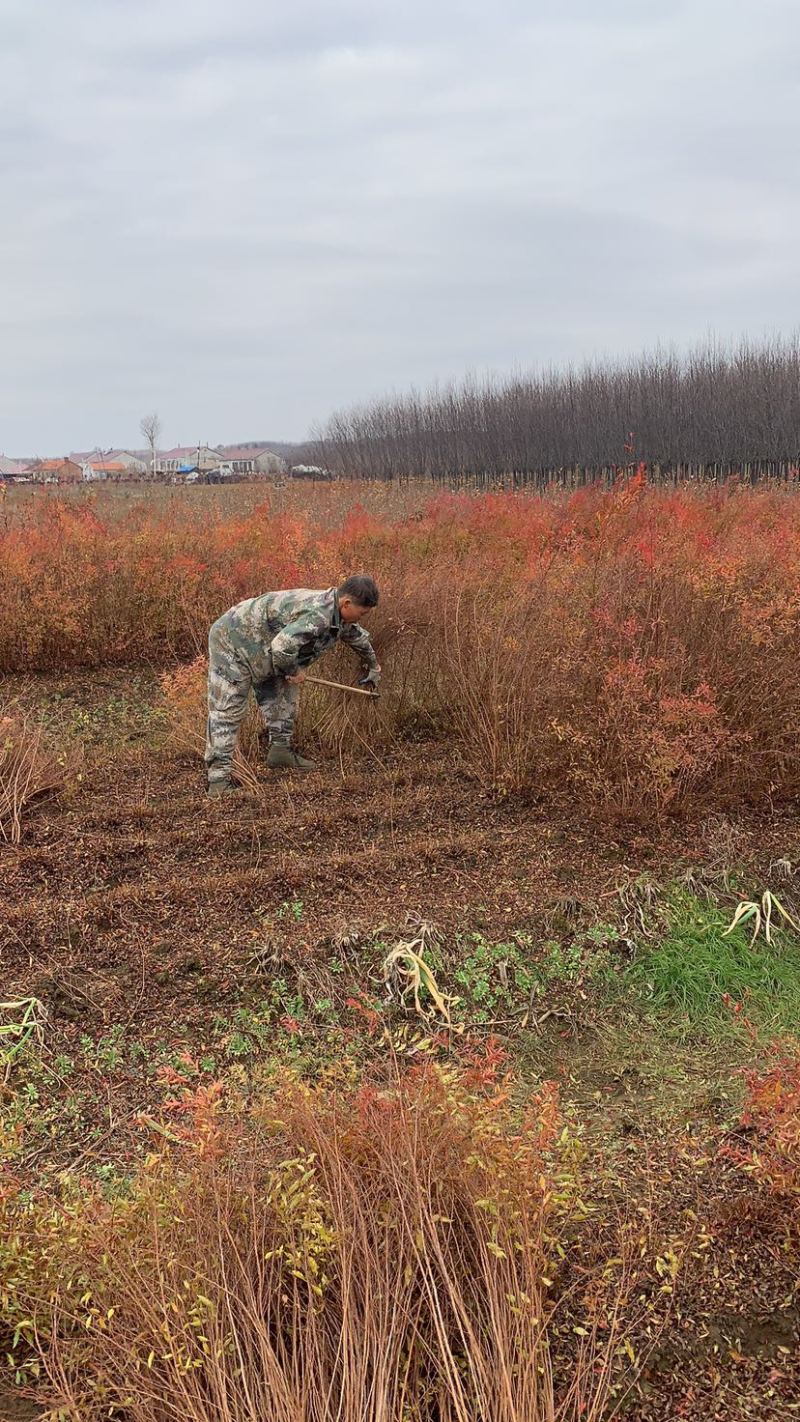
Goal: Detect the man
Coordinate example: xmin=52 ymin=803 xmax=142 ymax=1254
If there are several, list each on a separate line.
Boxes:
xmin=205 ymin=574 xmax=381 ymax=797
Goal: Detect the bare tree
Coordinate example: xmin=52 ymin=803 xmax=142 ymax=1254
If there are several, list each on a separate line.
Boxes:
xmin=140 ymin=412 xmax=163 ymax=477
xmin=319 ymin=336 xmax=800 ymax=485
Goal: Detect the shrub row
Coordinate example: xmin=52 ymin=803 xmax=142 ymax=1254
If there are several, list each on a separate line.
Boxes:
xmin=3 ymin=478 xmax=800 ymax=817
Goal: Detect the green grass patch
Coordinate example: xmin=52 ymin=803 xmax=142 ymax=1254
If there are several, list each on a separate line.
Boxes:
xmin=618 ymin=890 xmax=800 ymax=1038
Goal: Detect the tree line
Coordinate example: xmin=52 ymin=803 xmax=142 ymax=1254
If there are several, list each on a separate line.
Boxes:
xmin=312 ymin=338 xmax=800 ymax=484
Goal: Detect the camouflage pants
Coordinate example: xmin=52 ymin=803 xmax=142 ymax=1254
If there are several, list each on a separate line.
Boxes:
xmin=204 ymin=618 xmax=299 ymax=785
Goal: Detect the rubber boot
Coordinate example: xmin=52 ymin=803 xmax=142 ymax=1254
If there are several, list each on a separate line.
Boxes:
xmin=267 ymin=745 xmax=317 ymax=772
xmin=207 ymin=778 xmax=239 ymax=798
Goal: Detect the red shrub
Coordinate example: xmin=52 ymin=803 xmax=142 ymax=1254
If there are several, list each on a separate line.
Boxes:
xmin=724 ymin=1048 xmax=800 ymax=1198
xmin=4 ymin=479 xmax=800 ymax=818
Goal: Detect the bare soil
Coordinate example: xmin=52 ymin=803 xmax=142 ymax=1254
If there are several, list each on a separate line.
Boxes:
xmin=2 ymin=670 xmax=800 ymax=1420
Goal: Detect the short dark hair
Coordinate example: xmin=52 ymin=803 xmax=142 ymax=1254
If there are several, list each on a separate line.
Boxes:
xmin=338 ymin=574 xmax=379 ymax=608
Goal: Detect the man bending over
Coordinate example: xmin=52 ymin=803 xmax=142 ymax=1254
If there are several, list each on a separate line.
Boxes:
xmin=205 ymin=574 xmax=381 ymax=797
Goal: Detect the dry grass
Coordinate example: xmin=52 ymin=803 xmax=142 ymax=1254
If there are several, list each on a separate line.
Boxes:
xmin=5 ymin=1069 xmax=647 ymax=1422
xmin=0 ymin=707 xmax=80 ymax=844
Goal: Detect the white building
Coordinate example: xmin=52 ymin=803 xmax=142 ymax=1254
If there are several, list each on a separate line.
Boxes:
xmin=155 ymin=445 xmax=221 ymax=475
xmin=0 ymin=454 xmax=28 ymax=477
xmin=217 ymin=444 xmax=284 ymax=476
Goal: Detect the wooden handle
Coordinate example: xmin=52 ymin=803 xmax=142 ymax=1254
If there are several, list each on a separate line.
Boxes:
xmin=304 ymin=676 xmax=379 ymax=698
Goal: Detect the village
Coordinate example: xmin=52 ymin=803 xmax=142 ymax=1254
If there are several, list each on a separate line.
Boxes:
xmin=0 ymin=441 xmax=327 ymax=485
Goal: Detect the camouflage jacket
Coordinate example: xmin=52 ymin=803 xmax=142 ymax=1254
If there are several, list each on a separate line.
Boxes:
xmin=218 ymin=587 xmax=379 ymax=680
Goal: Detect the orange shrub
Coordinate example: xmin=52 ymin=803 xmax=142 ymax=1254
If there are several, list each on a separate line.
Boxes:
xmin=1 ymin=1065 xmax=645 ymax=1422
xmin=4 ymin=477 xmax=800 ymax=818
xmin=723 ymin=1047 xmax=800 ymax=1199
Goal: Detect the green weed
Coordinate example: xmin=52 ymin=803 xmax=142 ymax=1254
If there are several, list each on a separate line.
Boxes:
xmin=452 ymin=929 xmax=612 ymax=1025
xmin=618 ymin=891 xmax=800 ymax=1036
xmin=453 ymin=932 xmax=535 ymax=1022
xmin=277 ymin=897 xmax=305 ymax=923
xmin=79 ymin=1025 xmax=127 ymax=1072
xmin=213 ymin=1006 xmax=271 ymax=1059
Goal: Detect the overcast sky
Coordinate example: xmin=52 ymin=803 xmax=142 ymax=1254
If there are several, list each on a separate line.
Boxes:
xmin=2 ymin=0 xmax=799 ymax=454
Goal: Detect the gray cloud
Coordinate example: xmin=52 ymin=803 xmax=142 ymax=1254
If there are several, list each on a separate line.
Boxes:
xmin=1 ymin=0 xmax=799 ymax=452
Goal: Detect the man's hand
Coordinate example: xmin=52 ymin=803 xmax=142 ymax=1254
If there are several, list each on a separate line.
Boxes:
xmin=286 ymin=670 xmax=306 ymax=685
xmin=358 ymin=665 xmax=381 ymax=690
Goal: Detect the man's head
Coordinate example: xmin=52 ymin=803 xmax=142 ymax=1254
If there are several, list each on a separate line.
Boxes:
xmin=338 ymin=574 xmax=379 ymax=624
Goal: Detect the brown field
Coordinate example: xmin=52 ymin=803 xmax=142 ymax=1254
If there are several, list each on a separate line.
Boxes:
xmin=2 ymin=480 xmax=800 ymax=1420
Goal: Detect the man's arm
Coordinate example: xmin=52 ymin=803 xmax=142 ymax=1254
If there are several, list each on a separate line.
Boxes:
xmin=269 ymin=614 xmax=324 ymax=678
xmin=339 ymin=622 xmax=381 ymax=682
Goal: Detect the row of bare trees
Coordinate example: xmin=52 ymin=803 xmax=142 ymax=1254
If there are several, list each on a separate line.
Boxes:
xmin=314 ymin=338 xmax=800 ymax=483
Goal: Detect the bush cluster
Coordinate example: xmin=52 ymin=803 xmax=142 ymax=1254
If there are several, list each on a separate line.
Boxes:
xmin=3 ymin=477 xmax=800 ymax=817
xmin=0 ymin=1062 xmax=656 ymax=1421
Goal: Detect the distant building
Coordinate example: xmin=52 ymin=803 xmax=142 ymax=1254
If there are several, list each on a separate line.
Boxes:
xmin=0 ymin=454 xmax=26 ymax=477
xmin=82 ymin=459 xmax=127 ymax=481
xmin=30 ymin=458 xmax=82 ymax=485
xmin=110 ymin=450 xmax=148 ymax=474
xmin=155 ymin=445 xmax=221 ymax=476
xmin=79 ymin=450 xmax=148 ymax=480
xmin=216 ymin=443 xmax=284 ymax=477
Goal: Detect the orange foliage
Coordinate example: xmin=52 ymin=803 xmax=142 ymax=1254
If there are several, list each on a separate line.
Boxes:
xmin=4 ymin=479 xmax=800 ymax=818
xmin=723 ymin=1047 xmax=800 ymax=1199
xmin=2 ymin=1065 xmax=635 ymax=1422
